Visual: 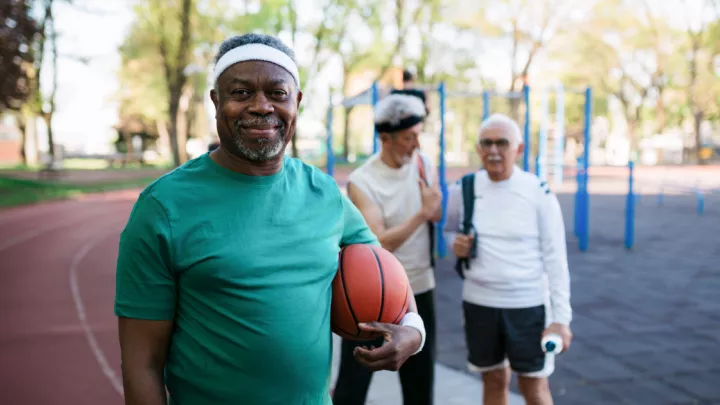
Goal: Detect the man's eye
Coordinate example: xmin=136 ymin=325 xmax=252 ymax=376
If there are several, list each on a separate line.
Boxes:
xmin=272 ymin=90 xmax=287 ymax=97
xmin=232 ymin=89 xmax=249 ymax=95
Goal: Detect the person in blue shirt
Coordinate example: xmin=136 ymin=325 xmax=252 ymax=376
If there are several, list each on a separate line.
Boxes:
xmin=114 ymin=33 xmax=426 ymax=405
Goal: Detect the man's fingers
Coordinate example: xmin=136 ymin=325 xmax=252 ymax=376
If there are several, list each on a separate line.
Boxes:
xmin=358 ymin=322 xmax=395 ymax=335
xmin=354 ymin=343 xmax=401 ymax=371
xmin=352 ymin=351 xmax=390 ymax=371
xmin=354 ymin=339 xmax=396 ymax=362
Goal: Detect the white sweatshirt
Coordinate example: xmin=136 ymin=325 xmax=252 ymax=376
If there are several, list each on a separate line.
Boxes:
xmin=443 ymin=167 xmax=572 ymax=325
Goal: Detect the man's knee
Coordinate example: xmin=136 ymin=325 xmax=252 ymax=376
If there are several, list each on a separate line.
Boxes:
xmin=482 ymin=367 xmax=511 ymax=392
xmin=517 ymin=376 xmax=552 ymax=405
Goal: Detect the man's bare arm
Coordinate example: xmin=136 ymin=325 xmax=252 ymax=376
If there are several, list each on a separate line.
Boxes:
xmin=347 ymin=182 xmax=428 ymax=252
xmin=118 ymin=317 xmax=173 ymax=405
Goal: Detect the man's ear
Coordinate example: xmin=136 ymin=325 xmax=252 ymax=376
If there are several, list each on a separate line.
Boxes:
xmin=210 ymin=89 xmax=219 ymax=118
xmin=296 ymin=90 xmax=303 ymax=107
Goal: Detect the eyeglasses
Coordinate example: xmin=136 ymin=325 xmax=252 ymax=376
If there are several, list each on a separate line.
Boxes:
xmin=479 ymin=139 xmax=510 ymax=150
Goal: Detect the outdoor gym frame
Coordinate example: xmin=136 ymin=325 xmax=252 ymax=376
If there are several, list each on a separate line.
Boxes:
xmin=325 ymin=81 xmax=593 ymax=253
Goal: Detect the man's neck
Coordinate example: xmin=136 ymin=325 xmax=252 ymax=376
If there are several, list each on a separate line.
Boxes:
xmin=210 ymin=147 xmax=284 ymax=176
xmin=379 ymin=149 xmax=402 ymax=169
xmin=487 ymin=166 xmax=514 ymax=183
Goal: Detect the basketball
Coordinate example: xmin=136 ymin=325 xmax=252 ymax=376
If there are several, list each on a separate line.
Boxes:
xmin=331 ymin=244 xmax=411 ymax=340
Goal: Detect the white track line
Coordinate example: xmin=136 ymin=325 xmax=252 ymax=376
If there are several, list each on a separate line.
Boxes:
xmin=69 ymin=226 xmax=125 ymax=396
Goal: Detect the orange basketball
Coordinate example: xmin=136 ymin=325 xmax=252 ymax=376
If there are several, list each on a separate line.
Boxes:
xmin=331 ymin=244 xmax=410 ymax=340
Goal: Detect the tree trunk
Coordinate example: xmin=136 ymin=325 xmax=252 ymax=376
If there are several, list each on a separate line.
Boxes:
xmin=343 ymin=106 xmax=354 ymax=160
xmin=17 ymin=115 xmax=27 ymax=165
xmin=124 ymin=131 xmax=135 ymax=162
xmin=44 ymin=4 xmax=58 ymax=167
xmin=341 ymin=63 xmax=352 ymax=161
xmin=655 ymin=86 xmax=666 ymax=133
xmin=168 ymin=100 xmax=182 ymax=167
xmin=20 ymin=112 xmax=39 ymax=166
xmin=159 ymin=0 xmax=192 ymax=167
xmin=694 ymin=111 xmax=704 ymax=164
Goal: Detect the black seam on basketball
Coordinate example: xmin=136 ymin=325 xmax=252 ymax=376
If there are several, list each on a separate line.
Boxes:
xmin=370 ymin=246 xmax=385 ymax=323
xmin=339 ymin=247 xmax=361 ymax=337
xmin=392 ymin=285 xmax=409 ymax=324
xmin=331 ymin=321 xmax=356 ymax=338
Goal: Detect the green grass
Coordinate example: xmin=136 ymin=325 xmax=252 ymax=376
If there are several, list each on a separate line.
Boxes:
xmin=0 ymin=176 xmax=158 ymax=208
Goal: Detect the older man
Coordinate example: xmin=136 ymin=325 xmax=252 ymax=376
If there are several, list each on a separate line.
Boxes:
xmin=332 ymin=93 xmax=442 ymax=405
xmin=114 ymin=33 xmax=425 ymax=405
xmin=443 ymin=114 xmax=572 ymax=405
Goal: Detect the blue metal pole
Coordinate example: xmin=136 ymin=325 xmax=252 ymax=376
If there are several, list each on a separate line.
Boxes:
xmin=437 ymin=82 xmax=448 ymax=258
xmin=696 ymin=187 xmax=704 ymax=215
xmin=523 ymin=84 xmax=531 ymax=172
xmin=624 ymin=161 xmax=635 ymax=250
xmin=574 ymin=157 xmax=583 ymax=237
xmin=326 ymin=97 xmax=334 ymax=178
xmin=579 ymin=87 xmax=592 ymax=252
xmin=371 ymin=81 xmax=379 ymax=154
xmin=553 ymin=84 xmax=565 ymax=184
xmin=537 ymin=89 xmax=549 ymax=179
xmin=482 ymin=90 xmax=490 ymax=121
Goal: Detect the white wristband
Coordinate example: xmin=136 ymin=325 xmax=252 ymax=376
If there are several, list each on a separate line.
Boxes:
xmin=400 ymin=312 xmax=426 ymax=355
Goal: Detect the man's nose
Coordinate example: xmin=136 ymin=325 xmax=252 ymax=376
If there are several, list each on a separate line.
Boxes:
xmin=248 ymin=92 xmax=274 ymax=115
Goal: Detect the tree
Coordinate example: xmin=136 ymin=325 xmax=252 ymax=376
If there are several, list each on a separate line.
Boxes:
xmin=150 ymin=0 xmax=193 ymax=167
xmin=553 ymin=0 xmax=684 ymax=156
xmin=118 ymin=0 xmax=287 ymax=166
xmin=681 ymin=0 xmax=720 ymax=162
xmin=455 ymin=0 xmax=576 ymax=120
xmin=0 ymin=0 xmax=41 ymax=113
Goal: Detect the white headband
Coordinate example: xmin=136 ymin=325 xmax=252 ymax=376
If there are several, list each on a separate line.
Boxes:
xmin=213 ymin=43 xmax=301 ymax=88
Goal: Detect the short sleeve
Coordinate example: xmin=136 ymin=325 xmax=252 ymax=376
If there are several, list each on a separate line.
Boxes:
xmin=114 ymin=192 xmax=176 ymax=321
xmin=339 ymin=192 xmax=380 ymax=247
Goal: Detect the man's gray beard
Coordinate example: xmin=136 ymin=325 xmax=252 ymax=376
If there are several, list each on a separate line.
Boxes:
xmin=231 ymin=116 xmax=285 ymax=162
xmin=231 ymin=131 xmax=284 ymax=162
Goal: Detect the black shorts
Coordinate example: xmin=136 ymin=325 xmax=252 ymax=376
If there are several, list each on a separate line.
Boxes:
xmin=462 ymin=302 xmax=554 ymax=377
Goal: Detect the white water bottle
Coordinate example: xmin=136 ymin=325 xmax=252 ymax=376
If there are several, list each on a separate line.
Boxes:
xmin=541 ymin=334 xmax=563 ymax=354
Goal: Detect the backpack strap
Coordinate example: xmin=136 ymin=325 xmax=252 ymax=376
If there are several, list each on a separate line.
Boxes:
xmin=416 ymin=154 xmax=436 ymax=268
xmin=454 ymin=173 xmax=477 ymax=279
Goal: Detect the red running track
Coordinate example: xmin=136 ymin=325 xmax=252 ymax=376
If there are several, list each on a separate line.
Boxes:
xmin=0 ymin=190 xmax=142 ymax=405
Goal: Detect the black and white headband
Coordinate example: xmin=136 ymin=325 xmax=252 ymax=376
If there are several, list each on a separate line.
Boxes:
xmin=375 ymin=115 xmax=425 ymax=133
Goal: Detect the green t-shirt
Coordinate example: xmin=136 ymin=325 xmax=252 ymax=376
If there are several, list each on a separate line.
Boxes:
xmin=114 ymin=153 xmax=378 ymax=405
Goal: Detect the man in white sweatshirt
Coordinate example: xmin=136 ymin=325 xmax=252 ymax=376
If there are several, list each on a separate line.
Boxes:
xmin=443 ymin=113 xmax=572 ymax=405
xmin=333 ymin=93 xmax=442 ymax=405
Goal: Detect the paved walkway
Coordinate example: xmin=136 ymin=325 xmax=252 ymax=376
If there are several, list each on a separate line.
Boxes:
xmin=330 ymin=335 xmax=525 ymax=404
xmin=431 ymin=180 xmax=720 ymax=404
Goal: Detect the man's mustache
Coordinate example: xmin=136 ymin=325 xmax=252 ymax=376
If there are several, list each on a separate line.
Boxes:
xmin=234 ymin=116 xmax=283 ymax=131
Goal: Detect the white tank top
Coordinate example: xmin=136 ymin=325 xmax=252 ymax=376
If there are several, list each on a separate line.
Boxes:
xmin=347 ymin=152 xmax=435 ymax=294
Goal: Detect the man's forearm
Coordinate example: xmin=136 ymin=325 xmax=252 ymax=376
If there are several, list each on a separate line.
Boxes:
xmin=377 ymin=212 xmax=427 ymax=252
xmin=122 ymin=366 xmax=167 ymax=405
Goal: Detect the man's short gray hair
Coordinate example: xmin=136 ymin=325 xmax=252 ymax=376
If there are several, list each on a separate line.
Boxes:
xmin=215 ymin=33 xmax=296 ymax=65
xmin=213 ymin=34 xmax=296 ymax=90
xmin=478 ymin=113 xmax=523 ymax=145
xmin=374 ymin=94 xmax=427 ymax=129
